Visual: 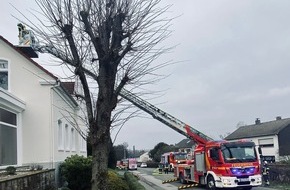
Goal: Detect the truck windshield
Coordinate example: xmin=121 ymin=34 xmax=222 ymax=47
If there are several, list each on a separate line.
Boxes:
xmin=221 ymin=144 xmax=257 ymax=163
xmin=174 ymin=153 xmax=187 ymax=160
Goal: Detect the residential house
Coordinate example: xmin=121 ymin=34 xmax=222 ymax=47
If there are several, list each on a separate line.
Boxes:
xmin=137 ymin=152 xmax=151 ymax=163
xmin=225 ymin=117 xmax=290 ymax=162
xmin=175 ymin=138 xmax=195 ymax=154
xmin=0 ymin=35 xmax=87 ymax=169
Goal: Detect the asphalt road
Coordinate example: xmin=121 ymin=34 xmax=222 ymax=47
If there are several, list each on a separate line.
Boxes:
xmin=136 ymin=167 xmax=275 ymax=190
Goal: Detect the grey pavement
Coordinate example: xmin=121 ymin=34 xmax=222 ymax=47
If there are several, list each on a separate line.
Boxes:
xmin=132 ymin=169 xmax=178 ymax=190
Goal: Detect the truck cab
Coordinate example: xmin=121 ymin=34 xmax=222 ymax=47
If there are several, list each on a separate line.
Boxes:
xmin=202 ymin=140 xmax=262 ymax=189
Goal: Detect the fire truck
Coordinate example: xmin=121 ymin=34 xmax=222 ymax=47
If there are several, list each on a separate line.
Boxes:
xmin=19 ymin=24 xmax=262 ymax=190
xmin=128 ymin=158 xmax=138 ymax=170
xmin=119 ymin=89 xmax=262 ymax=190
xmin=116 ymin=160 xmax=127 ymax=170
xmin=161 ymin=151 xmax=187 ymax=172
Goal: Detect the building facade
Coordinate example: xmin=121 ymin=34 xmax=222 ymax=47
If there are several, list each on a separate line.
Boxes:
xmin=0 ymin=36 xmax=87 ymax=169
xmin=225 ymin=117 xmax=290 ymax=162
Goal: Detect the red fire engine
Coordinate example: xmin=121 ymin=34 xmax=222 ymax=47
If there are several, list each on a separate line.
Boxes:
xmin=175 ymin=136 xmax=262 ymax=189
xmin=119 ymin=89 xmax=262 ymax=189
xmin=116 ymin=159 xmax=128 ymax=170
xmin=161 ymin=151 xmax=187 ymax=171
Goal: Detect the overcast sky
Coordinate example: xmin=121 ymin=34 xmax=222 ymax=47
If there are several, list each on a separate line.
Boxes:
xmin=2 ymin=0 xmax=290 ymax=150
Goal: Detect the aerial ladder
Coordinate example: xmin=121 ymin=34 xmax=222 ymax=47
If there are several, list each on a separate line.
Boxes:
xmin=119 ymin=88 xmax=213 ymax=145
xmin=118 ymin=90 xmax=262 ymax=190
xmin=16 ymin=23 xmax=213 ymax=145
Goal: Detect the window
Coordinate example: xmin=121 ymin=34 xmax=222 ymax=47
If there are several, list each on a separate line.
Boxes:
xmin=0 ymin=108 xmax=17 ymax=166
xmin=210 ymin=148 xmax=220 ymax=161
xmin=70 ymin=128 xmax=75 ymax=151
xmin=258 ymin=138 xmax=274 ymax=148
xmin=0 ymin=59 xmax=8 ymax=90
xmin=58 ymin=120 xmax=64 ymax=150
xmin=221 ymin=145 xmax=257 ymax=163
xmin=80 ymin=134 xmax=87 ymax=152
xmin=65 ymin=124 xmax=70 ymax=151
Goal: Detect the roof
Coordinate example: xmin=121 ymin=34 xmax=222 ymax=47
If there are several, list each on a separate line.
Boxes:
xmin=0 ymin=35 xmax=78 ymax=107
xmin=61 ymin=82 xmax=75 ymax=95
xmin=175 ymin=138 xmax=195 ymax=148
xmin=225 ymin=117 xmax=290 ymax=140
xmin=0 ymin=35 xmax=57 ymax=80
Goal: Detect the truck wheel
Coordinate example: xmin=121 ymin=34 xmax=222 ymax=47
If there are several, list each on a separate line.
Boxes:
xmin=206 ymin=175 xmax=216 ymax=190
xmin=179 ymin=173 xmax=186 ymax=184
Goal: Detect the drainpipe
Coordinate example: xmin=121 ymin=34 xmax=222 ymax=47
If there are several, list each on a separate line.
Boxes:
xmin=49 ymin=79 xmax=61 ymax=169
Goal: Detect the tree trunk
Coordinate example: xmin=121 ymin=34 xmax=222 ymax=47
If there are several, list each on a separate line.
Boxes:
xmin=90 ymin=65 xmax=116 ymax=190
xmin=90 ymin=116 xmax=111 ymax=190
xmin=91 ymin=135 xmax=110 ymax=190
xmin=90 ymin=96 xmax=112 ymax=190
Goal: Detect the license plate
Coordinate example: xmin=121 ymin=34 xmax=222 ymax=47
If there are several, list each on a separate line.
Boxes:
xmin=239 ymin=178 xmax=249 ymax=182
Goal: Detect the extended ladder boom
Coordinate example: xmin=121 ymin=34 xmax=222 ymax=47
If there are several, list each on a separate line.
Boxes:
xmin=16 ymin=23 xmax=213 ymax=145
xmin=119 ymin=89 xmax=213 ymax=145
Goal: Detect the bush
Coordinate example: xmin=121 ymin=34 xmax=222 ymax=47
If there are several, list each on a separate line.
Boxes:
xmin=108 ymin=169 xmax=129 ymax=190
xmin=60 ymin=155 xmax=92 ymax=190
xmin=5 ymin=166 xmax=16 ymax=175
xmin=279 ymin=160 xmax=290 ymax=165
xmin=124 ymin=172 xmax=145 ymax=190
xmin=60 ymin=155 xmax=130 ymax=190
xmin=146 ymin=161 xmax=159 ymax=168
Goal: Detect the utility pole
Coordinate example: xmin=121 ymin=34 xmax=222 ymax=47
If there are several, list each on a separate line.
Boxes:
xmin=123 ymin=142 xmax=128 ymax=159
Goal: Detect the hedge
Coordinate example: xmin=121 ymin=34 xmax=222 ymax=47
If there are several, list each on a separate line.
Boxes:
xmin=124 ymin=172 xmax=145 ymax=190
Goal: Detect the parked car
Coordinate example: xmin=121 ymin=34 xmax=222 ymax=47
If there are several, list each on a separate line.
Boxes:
xmin=140 ymin=163 xmax=147 ymax=168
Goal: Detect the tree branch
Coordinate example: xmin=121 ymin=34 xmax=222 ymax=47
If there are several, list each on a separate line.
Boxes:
xmin=80 ymin=10 xmax=105 ymax=59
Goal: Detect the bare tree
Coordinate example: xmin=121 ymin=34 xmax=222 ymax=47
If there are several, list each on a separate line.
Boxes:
xmin=18 ymin=0 xmax=173 ymax=189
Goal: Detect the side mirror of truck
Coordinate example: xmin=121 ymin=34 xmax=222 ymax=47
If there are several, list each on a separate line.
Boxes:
xmin=258 ymin=146 xmax=262 ymax=155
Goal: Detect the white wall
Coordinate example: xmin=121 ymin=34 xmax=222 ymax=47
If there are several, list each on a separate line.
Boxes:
xmin=245 ymin=135 xmax=279 ymax=162
xmin=1 ymin=41 xmax=56 ymax=165
xmin=52 ymin=88 xmax=87 ymax=163
xmin=0 ymin=39 xmax=87 ymax=168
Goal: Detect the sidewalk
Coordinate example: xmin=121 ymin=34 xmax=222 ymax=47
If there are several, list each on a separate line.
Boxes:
xmin=132 ymin=169 xmax=178 ymax=190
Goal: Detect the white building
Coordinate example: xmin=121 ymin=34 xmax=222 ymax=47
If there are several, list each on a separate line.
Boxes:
xmin=0 ymin=35 xmax=87 ymax=169
xmin=225 ymin=117 xmax=290 ymax=162
xmin=138 ymin=152 xmax=151 ymax=163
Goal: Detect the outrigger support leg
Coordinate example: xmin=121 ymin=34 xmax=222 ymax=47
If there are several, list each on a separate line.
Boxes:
xmin=162 ymin=178 xmax=178 ymax=184
xmin=178 ymin=183 xmax=199 ymax=189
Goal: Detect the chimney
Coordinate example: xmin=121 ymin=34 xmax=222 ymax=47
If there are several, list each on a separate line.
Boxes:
xmin=276 ymin=116 xmax=282 ymax=120
xmin=255 ymin=118 xmax=261 ymax=125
